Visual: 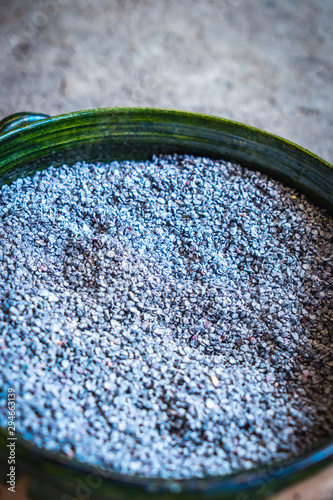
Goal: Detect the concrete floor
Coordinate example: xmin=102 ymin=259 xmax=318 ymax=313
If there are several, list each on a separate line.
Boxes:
xmin=0 ymin=0 xmax=333 ymax=163
xmin=0 ymin=1 xmax=332 ymax=499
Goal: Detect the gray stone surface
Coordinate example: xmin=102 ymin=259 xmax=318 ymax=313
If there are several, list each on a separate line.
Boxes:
xmin=0 ymin=0 xmax=332 ymax=163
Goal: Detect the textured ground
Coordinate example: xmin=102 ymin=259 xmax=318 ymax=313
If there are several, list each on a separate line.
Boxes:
xmin=0 ymin=0 xmax=333 ymax=163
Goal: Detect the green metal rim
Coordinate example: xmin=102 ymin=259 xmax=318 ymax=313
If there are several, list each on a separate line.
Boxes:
xmin=0 ymin=108 xmax=332 ymax=212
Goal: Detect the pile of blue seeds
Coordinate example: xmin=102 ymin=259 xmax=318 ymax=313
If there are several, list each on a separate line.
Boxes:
xmin=0 ymin=154 xmax=332 ymax=479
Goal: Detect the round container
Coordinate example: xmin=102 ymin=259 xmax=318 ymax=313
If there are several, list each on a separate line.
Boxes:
xmin=0 ymin=108 xmax=332 ymax=500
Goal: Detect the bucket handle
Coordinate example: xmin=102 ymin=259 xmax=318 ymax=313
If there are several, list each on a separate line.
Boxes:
xmin=0 ymin=112 xmax=50 ymax=135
